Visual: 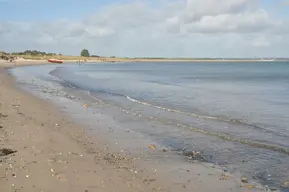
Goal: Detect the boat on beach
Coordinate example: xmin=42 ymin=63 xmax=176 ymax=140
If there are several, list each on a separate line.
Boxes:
xmin=47 ymin=59 xmax=63 ymax=63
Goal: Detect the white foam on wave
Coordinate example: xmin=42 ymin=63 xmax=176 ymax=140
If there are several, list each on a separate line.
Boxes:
xmin=125 ymin=95 xmax=218 ymax=120
xmin=90 ymin=95 xmax=289 ymax=155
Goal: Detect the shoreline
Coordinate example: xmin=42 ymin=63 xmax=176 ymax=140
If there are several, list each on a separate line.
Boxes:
xmin=0 ymin=60 xmax=277 ymax=192
xmin=0 ymin=62 xmax=166 ymax=192
xmin=1 ymin=57 xmax=287 ymax=68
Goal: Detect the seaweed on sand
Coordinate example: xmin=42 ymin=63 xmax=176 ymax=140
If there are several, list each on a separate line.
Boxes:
xmin=0 ymin=148 xmax=17 ymax=156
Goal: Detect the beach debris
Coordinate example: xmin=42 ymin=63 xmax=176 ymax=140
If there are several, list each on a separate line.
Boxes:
xmin=170 ymin=148 xmax=208 ymax=162
xmin=264 ymin=185 xmax=270 ymax=191
xmin=143 ymin=178 xmax=156 ymax=183
xmin=0 ymin=148 xmax=17 ymax=156
xmin=103 ymin=152 xmax=131 ymax=165
xmin=56 ymin=173 xmax=67 ymax=181
xmin=247 ymin=185 xmax=255 ymax=189
xmin=148 ymin=144 xmax=156 ymax=150
xmin=0 ymin=113 xmax=8 ymax=118
xmin=162 ymin=149 xmax=167 ymax=152
xmin=270 ymin=187 xmax=280 ymax=191
xmin=182 ymin=150 xmax=207 ymax=161
xmin=241 ymin=176 xmax=248 ymax=183
xmin=281 ymin=181 xmax=289 ymax=188
xmin=220 ymin=173 xmax=229 ymax=180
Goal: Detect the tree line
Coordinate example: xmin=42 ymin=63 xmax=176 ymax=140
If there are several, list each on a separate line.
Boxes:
xmin=1 ymin=50 xmax=59 ymax=56
xmin=2 ymin=49 xmax=102 ymax=58
xmin=12 ymin=50 xmax=59 ymax=56
xmin=2 ymin=49 xmax=93 ymax=57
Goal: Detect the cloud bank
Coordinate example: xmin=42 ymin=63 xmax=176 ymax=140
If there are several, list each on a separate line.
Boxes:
xmin=0 ymin=0 xmax=288 ymax=57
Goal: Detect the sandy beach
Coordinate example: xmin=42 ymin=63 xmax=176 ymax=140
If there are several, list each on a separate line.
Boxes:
xmin=0 ymin=59 xmax=274 ymax=192
xmin=1 ymin=56 xmax=283 ymax=67
xmin=0 ymin=58 xmax=101 ymax=68
xmin=0 ymin=59 xmax=167 ymax=192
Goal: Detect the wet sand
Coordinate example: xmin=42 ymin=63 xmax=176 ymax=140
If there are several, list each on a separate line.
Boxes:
xmin=0 ymin=59 xmax=272 ymax=192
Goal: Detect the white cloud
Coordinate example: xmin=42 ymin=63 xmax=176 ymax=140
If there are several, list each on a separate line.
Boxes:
xmin=184 ymin=0 xmax=257 ymax=23
xmin=185 ymin=9 xmax=276 ymax=34
xmin=0 ymin=0 xmax=288 ymax=57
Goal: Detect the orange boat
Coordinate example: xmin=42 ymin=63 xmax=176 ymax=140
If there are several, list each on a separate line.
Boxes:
xmin=47 ymin=59 xmax=63 ymax=63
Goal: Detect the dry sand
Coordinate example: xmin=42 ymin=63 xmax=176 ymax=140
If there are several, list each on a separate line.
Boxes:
xmin=0 ymin=58 xmax=101 ymax=68
xmin=1 ymin=56 xmax=280 ymax=66
xmin=0 ymin=59 xmax=49 ymax=68
xmin=0 ymin=59 xmax=270 ymax=192
xmin=0 ymin=60 xmax=164 ymax=192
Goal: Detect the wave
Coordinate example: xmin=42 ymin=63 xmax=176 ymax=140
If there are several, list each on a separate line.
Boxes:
xmin=85 ymin=92 xmax=289 ymax=155
xmin=85 ymin=93 xmax=288 ymax=155
xmin=122 ymin=96 xmax=289 ymax=155
xmin=176 ymin=123 xmax=289 ymax=155
xmin=49 ymin=67 xmax=289 ymax=140
xmin=126 ymin=95 xmax=218 ymax=119
xmin=47 ymin=67 xmax=289 ymax=154
xmin=125 ymin=96 xmax=288 ymax=138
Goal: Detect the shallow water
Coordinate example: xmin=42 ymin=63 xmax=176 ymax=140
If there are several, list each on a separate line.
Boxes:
xmin=11 ymin=62 xmax=289 ymax=191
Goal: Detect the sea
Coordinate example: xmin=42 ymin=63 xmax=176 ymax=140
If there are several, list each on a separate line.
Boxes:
xmin=10 ymin=61 xmax=289 ymax=191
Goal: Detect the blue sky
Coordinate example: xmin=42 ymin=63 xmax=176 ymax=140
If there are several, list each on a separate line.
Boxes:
xmin=0 ymin=0 xmax=114 ymax=21
xmin=0 ymin=0 xmax=288 ymax=57
xmin=261 ymin=0 xmax=289 ymax=18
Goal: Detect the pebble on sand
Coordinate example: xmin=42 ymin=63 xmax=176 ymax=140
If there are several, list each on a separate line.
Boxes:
xmin=241 ymin=176 xmax=248 ymax=183
xmin=281 ymin=181 xmax=289 ymax=188
xmin=148 ymin=144 xmax=156 ymax=149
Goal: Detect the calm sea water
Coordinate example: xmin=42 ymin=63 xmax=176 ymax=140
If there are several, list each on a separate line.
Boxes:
xmin=11 ymin=62 xmax=289 ymax=190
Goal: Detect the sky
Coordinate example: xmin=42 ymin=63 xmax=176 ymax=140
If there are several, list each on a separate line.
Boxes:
xmin=0 ymin=0 xmax=288 ymax=58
